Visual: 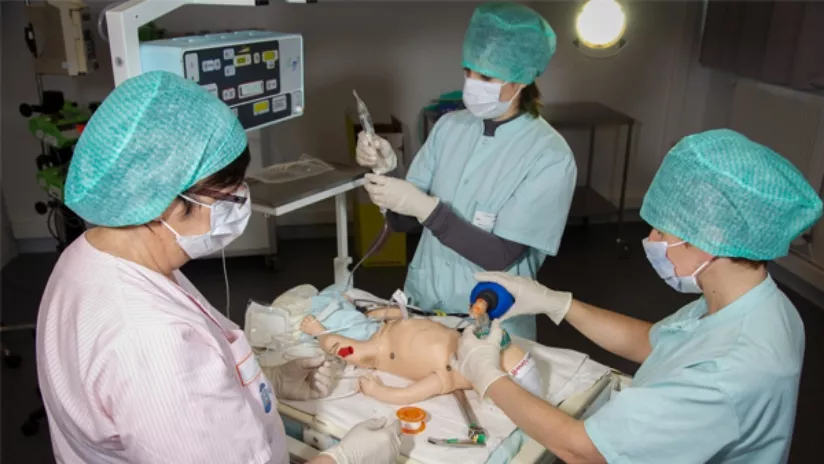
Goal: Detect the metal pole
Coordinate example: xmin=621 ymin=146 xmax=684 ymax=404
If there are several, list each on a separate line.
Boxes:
xmin=616 ymin=121 xmax=634 ymax=253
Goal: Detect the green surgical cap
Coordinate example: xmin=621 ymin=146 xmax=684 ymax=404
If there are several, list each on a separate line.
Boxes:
xmin=65 ymin=71 xmax=247 ymax=227
xmin=462 ymin=2 xmax=556 ymax=84
xmin=641 ymin=129 xmax=823 ymax=260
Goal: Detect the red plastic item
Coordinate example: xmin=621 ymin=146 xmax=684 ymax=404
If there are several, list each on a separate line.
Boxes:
xmin=337 ymin=346 xmax=354 ymax=358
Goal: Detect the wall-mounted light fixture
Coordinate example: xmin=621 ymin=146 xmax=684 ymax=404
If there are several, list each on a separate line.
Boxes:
xmin=573 ymin=0 xmax=628 ymax=58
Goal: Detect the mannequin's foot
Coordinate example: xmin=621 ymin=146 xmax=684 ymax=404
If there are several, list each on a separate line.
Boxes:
xmin=300 ymin=315 xmax=326 ymax=337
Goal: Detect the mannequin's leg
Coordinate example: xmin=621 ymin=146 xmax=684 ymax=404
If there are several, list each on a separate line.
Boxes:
xmin=300 ymin=316 xmax=378 ymax=369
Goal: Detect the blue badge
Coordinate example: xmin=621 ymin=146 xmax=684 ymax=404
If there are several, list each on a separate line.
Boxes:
xmin=259 ymin=382 xmax=272 ymax=414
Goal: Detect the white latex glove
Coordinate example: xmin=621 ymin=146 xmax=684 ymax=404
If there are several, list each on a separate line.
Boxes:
xmin=265 ymin=356 xmax=341 ymax=401
xmin=475 ymin=272 xmax=573 ymax=325
xmin=363 ymin=173 xmax=439 ymax=222
xmin=320 ymin=417 xmax=402 ymax=464
xmin=356 ymin=131 xmax=397 ymax=175
xmin=450 ymin=321 xmax=507 ymax=398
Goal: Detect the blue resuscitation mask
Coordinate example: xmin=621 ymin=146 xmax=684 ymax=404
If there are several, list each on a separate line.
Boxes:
xmin=642 ymin=238 xmax=713 ymax=294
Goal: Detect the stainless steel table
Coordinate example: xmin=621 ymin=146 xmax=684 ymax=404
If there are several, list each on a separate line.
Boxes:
xmin=249 ymin=164 xmax=368 ymax=285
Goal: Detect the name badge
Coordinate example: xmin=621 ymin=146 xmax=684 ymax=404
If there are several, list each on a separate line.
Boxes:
xmin=472 ymin=211 xmax=497 ymax=232
xmin=237 ymin=352 xmax=262 ymax=386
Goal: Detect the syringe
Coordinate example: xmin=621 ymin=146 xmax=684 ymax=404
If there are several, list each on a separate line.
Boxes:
xmin=347 ymin=90 xmax=390 ymax=290
xmin=353 ymin=90 xmax=376 ymax=142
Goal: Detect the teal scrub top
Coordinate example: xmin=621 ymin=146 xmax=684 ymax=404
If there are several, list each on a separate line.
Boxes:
xmin=404 ymin=110 xmax=577 ymax=340
xmin=585 ymin=276 xmax=804 ymax=463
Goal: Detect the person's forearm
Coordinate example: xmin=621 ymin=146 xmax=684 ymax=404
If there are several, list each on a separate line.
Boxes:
xmin=385 ymin=211 xmax=421 ymax=233
xmin=308 ymin=454 xmax=336 ymax=464
xmin=564 ymin=299 xmax=653 ymax=364
xmin=487 ymin=378 xmax=604 ymax=464
xmin=423 ymin=202 xmax=527 ymax=270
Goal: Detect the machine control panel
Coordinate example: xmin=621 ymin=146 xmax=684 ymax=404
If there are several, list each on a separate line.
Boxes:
xmin=140 ymin=31 xmax=304 ymax=131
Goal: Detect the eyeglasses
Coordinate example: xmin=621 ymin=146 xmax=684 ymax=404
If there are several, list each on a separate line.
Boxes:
xmin=187 ymin=183 xmax=249 ymax=206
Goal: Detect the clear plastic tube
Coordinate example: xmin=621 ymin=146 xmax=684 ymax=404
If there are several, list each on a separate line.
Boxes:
xmin=345 ymin=218 xmax=391 ymax=290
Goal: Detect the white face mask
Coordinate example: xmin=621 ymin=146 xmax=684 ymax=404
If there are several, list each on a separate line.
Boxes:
xmin=162 ymin=183 xmax=252 ymax=259
xmin=462 ymin=77 xmax=521 ymax=120
xmin=642 ymin=238 xmax=713 ymax=294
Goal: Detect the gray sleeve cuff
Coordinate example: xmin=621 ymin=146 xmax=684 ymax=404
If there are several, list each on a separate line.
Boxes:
xmin=423 ymin=203 xmax=527 ymax=270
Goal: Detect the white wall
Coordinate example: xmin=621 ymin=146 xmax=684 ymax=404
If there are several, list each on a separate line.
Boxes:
xmin=1 ymin=0 xmax=705 ymax=242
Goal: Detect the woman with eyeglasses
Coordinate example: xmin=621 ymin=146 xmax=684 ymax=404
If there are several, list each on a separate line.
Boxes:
xmin=36 ymin=71 xmax=401 ymax=464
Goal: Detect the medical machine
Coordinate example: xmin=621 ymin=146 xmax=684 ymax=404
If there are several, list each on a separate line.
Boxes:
xmin=106 ymin=0 xmax=337 ymax=266
xmin=140 ymin=31 xmax=304 ymax=131
xmin=24 ymin=0 xmax=99 ymax=76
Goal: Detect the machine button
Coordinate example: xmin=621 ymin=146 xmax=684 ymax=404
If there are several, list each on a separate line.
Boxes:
xmin=225 ymin=65 xmax=236 ymax=77
xmin=201 ymin=83 xmax=218 ymax=98
xmin=223 ymin=48 xmax=235 ymax=60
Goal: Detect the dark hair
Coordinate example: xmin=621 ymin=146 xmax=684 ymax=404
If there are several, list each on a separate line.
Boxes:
xmin=179 ymin=146 xmax=251 ymax=217
xmin=729 ymin=257 xmax=769 ymax=270
xmin=519 ymin=82 xmax=542 ymax=118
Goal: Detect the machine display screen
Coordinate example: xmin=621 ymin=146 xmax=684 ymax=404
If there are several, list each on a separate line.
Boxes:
xmin=239 ymin=81 xmax=264 ymax=98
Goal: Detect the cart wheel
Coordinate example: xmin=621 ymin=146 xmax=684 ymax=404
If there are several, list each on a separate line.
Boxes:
xmin=19 ymin=104 xmax=33 ymax=117
xmin=35 ymin=202 xmax=49 ymax=215
xmin=21 ymin=418 xmax=39 ymax=436
xmin=4 ymin=353 xmax=22 ymax=369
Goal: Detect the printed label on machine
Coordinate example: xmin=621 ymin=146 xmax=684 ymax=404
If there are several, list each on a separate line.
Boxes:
xmin=222 ymin=88 xmax=236 ymax=101
xmin=271 ymin=95 xmax=287 ymax=113
xmin=223 ymin=48 xmax=235 ymax=60
xmin=265 ymin=79 xmax=278 ymax=91
xmin=224 ymin=65 xmax=236 ymax=77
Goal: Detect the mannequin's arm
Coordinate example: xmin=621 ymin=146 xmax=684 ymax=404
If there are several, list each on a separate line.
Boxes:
xmin=365 ymin=307 xmax=405 ymax=320
xmin=301 ymin=316 xmax=378 ymax=369
xmin=359 ymin=372 xmax=448 ymax=405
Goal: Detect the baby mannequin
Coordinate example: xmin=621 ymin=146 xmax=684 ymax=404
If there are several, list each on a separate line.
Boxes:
xmin=301 ymin=308 xmax=541 ymax=405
